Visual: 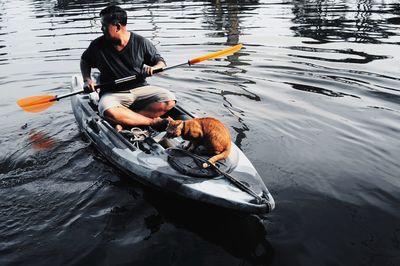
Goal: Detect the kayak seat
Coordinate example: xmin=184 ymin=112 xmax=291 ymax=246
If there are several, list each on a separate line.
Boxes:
xmin=166 ymin=148 xmax=234 ymax=178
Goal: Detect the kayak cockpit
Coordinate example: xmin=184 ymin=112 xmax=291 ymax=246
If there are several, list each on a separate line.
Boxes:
xmin=81 ymin=90 xmax=239 ymax=177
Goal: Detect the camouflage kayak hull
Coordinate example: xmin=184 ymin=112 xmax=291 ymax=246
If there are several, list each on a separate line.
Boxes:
xmin=70 ymin=75 xmax=275 ymax=214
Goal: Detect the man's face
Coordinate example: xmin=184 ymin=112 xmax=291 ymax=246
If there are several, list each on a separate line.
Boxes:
xmin=100 ymin=18 xmax=120 ymax=43
xmin=101 ymin=22 xmax=109 ymax=34
xmin=101 ymin=22 xmax=114 ymax=37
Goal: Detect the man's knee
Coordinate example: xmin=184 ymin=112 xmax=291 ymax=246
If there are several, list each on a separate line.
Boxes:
xmin=158 ymin=100 xmax=175 ymax=114
xmin=147 ymin=100 xmax=175 ymax=112
xmin=164 ymin=100 xmax=176 ymax=111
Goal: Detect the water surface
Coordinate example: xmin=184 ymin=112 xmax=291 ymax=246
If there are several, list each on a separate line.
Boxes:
xmin=1 ymin=0 xmax=400 ymax=265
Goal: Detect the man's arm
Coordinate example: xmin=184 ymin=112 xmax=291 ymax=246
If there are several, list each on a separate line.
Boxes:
xmin=144 ymin=60 xmax=166 ymax=76
xmin=80 ymin=58 xmax=96 ymax=92
xmin=142 ymin=37 xmax=166 ymax=76
xmin=153 ymin=60 xmax=166 ymax=69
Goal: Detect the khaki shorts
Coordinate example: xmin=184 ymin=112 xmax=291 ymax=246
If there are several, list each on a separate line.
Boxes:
xmin=98 ymin=85 xmax=176 ymax=116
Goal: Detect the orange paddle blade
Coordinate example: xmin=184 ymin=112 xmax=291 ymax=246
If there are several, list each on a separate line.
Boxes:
xmin=189 ymin=44 xmax=243 ymax=65
xmin=17 ymin=95 xmax=57 ymax=113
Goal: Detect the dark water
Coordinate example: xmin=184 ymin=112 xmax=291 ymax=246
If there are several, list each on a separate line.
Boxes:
xmin=1 ymin=0 xmax=400 ymax=265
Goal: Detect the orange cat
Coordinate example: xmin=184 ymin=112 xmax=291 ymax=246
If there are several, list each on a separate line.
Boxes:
xmin=165 ymin=117 xmax=231 ymax=168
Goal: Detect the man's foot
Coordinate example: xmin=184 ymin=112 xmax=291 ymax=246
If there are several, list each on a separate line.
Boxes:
xmin=150 ymin=117 xmax=169 ymax=132
xmin=115 ymin=124 xmax=123 ymax=132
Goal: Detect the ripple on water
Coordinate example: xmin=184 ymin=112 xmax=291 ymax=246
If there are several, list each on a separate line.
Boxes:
xmin=1 ymin=0 xmax=400 ymax=265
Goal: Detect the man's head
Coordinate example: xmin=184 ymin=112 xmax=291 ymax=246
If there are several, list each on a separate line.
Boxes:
xmin=99 ymin=5 xmax=127 ymax=42
xmin=100 ymin=5 xmax=127 ymax=27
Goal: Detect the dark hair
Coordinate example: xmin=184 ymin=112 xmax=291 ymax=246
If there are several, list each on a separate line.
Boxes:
xmin=100 ymin=5 xmax=127 ymax=26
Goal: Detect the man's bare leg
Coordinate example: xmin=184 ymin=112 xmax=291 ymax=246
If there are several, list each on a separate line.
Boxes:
xmin=137 ymin=100 xmax=176 ymax=118
xmin=104 ymin=100 xmax=175 ymax=132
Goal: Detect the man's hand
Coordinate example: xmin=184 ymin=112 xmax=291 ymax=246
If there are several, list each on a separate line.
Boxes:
xmin=143 ymin=65 xmax=157 ymax=76
xmin=143 ymin=61 xmax=166 ymax=76
xmin=83 ymin=79 xmax=97 ymax=93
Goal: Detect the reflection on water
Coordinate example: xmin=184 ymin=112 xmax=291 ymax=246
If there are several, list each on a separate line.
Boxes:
xmin=28 ymin=130 xmax=57 ymax=150
xmin=285 ymin=82 xmax=361 ymax=98
xmin=291 ymin=0 xmax=400 ymax=44
xmin=1 ymin=0 xmax=400 ymax=265
xmin=93 ymin=188 xmax=275 ymax=265
xmin=205 ymin=0 xmax=260 ymax=45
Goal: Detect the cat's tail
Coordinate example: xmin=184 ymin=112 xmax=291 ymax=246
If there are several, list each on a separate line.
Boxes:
xmin=203 ymin=147 xmax=231 ymax=168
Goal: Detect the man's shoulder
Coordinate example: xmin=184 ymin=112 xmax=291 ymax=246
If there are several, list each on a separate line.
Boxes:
xmin=131 ymin=32 xmax=143 ymax=38
xmin=131 ymin=32 xmax=150 ymax=44
xmin=88 ymin=36 xmax=107 ymax=50
xmin=89 ymin=35 xmax=107 ymax=48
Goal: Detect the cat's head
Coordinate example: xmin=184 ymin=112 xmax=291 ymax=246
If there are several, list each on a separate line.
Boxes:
xmin=165 ymin=118 xmax=184 ymax=138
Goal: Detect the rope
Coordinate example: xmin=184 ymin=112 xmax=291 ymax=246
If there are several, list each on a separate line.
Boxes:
xmin=120 ymin=127 xmax=150 ymax=150
xmin=169 ymin=148 xmax=267 ymax=205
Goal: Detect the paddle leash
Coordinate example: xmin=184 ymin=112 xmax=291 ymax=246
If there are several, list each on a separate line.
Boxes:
xmin=17 ymin=44 xmax=243 ymax=113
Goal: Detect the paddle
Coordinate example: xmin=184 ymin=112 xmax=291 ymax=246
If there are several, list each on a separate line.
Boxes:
xmin=17 ymin=44 xmax=243 ymax=113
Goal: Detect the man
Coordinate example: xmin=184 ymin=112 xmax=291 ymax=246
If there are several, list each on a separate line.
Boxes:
xmin=80 ymin=5 xmax=176 ymax=131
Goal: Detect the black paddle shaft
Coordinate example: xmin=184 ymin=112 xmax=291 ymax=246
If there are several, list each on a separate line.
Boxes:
xmin=56 ymin=62 xmax=192 ymax=101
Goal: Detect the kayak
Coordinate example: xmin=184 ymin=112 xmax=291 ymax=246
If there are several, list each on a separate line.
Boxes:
xmin=70 ymin=74 xmax=275 ymax=214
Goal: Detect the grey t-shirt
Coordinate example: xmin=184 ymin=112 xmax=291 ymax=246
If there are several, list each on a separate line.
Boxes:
xmin=81 ymin=32 xmax=165 ymax=93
